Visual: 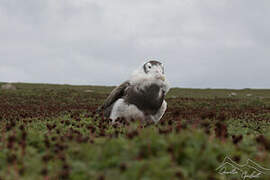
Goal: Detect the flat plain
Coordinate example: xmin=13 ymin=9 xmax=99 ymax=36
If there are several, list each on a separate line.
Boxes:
xmin=1 ymin=82 xmax=270 ymax=180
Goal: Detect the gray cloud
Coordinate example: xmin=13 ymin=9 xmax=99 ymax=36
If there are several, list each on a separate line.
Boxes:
xmin=0 ymin=0 xmax=269 ymax=88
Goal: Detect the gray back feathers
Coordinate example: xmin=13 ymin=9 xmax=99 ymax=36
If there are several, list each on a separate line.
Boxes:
xmin=102 ymin=80 xmax=164 ymax=117
xmin=124 ymin=84 xmax=164 ymax=115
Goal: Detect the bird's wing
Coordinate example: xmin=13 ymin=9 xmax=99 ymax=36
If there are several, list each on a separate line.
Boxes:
xmin=102 ymin=81 xmax=130 ymax=110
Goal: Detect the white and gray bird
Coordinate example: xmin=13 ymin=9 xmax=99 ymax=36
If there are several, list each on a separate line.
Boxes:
xmin=102 ymin=60 xmax=170 ymax=123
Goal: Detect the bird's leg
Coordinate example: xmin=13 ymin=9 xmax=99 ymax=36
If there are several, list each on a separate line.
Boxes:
xmin=151 ymin=100 xmax=167 ymax=124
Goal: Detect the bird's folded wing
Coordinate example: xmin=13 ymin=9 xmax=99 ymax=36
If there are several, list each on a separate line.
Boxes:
xmin=102 ymin=81 xmax=130 ymax=110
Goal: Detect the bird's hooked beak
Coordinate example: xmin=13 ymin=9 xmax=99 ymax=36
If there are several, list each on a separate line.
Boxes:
xmin=156 ymin=74 xmax=165 ymax=81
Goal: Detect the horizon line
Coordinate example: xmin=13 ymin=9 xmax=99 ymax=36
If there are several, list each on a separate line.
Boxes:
xmin=1 ymin=81 xmax=270 ymax=90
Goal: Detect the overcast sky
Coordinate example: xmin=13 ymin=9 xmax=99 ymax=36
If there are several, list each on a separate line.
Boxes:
xmin=0 ymin=0 xmax=269 ymax=89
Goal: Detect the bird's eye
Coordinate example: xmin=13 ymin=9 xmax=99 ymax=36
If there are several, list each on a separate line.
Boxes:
xmin=148 ymin=65 xmax=151 ymax=69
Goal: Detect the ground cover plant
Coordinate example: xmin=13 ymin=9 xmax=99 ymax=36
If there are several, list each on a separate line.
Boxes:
xmin=0 ymin=82 xmax=270 ymax=180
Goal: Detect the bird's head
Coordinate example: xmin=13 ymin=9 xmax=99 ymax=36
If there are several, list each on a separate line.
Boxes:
xmin=143 ymin=60 xmax=165 ymax=81
xmin=129 ymin=59 xmax=169 ymax=93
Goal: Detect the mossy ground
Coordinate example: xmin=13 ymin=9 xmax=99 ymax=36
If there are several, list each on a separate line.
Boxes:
xmin=0 ymin=83 xmax=270 ymax=180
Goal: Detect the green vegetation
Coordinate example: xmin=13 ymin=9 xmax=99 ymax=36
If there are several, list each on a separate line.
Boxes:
xmin=1 ymin=83 xmax=270 ymax=179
